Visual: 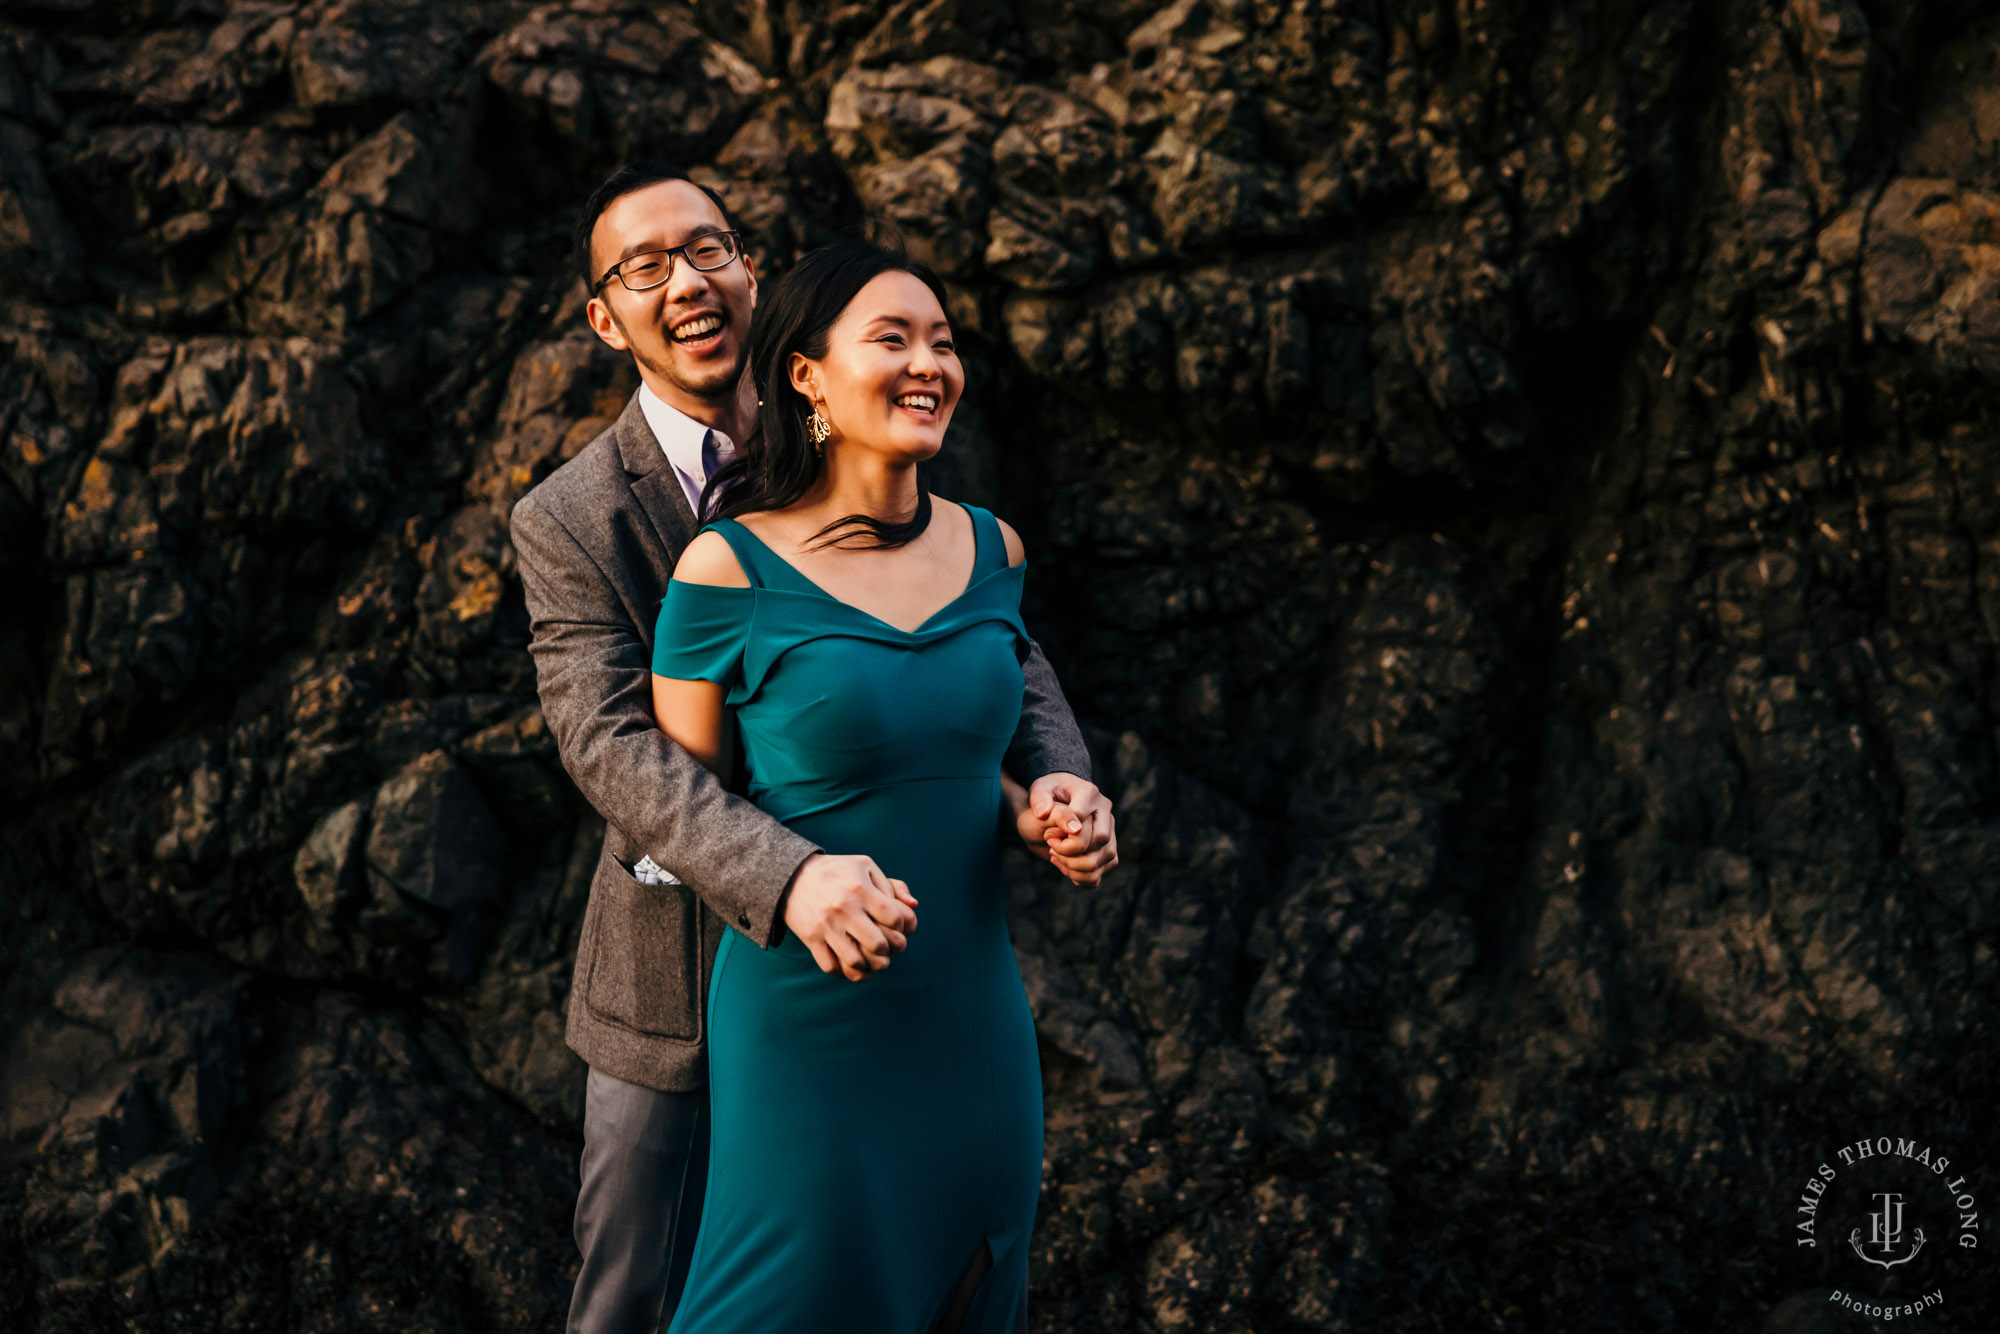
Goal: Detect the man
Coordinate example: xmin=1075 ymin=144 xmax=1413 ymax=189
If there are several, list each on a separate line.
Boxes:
xmin=510 ymin=160 xmax=1119 ymax=1334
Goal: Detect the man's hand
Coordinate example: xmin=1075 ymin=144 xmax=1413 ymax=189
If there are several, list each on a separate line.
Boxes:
xmin=1004 ymin=771 xmax=1119 ymax=887
xmin=779 ymin=853 xmax=919 ymax=981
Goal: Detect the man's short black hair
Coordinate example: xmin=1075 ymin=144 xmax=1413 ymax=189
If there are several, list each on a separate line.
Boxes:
xmin=573 ymin=160 xmax=740 ymax=293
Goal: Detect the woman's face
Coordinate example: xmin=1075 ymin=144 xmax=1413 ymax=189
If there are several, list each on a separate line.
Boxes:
xmin=792 ymin=270 xmax=963 ymax=463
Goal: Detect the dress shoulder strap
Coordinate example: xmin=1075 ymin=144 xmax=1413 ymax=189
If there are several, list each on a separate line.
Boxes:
xmin=695 ymin=518 xmax=776 ymax=590
xmin=960 ymin=502 xmax=1006 ymax=578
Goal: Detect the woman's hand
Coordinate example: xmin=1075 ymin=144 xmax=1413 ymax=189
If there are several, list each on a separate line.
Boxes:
xmin=1002 ymin=770 xmax=1119 ymax=887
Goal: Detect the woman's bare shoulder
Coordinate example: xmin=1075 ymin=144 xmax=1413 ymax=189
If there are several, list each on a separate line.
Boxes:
xmin=674 ymin=528 xmax=750 ymax=587
xmin=938 ymin=496 xmax=1025 ymax=568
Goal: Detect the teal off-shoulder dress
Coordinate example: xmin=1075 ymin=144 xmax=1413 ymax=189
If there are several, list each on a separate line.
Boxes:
xmin=652 ymin=502 xmax=1043 ymax=1334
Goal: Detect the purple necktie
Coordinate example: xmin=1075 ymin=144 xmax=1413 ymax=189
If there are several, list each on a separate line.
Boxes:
xmin=690 ymin=430 xmax=724 ymax=520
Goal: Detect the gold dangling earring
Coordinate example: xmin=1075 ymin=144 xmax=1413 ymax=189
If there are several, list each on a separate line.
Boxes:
xmin=808 ymin=405 xmax=830 ymax=455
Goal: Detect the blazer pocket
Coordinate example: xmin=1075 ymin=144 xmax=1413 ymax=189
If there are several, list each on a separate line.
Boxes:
xmin=582 ymin=871 xmax=701 ymax=1042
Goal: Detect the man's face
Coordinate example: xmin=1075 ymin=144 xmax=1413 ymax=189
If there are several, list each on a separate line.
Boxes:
xmin=585 ymin=180 xmax=758 ymax=406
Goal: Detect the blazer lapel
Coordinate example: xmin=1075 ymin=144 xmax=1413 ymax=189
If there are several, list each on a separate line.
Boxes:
xmin=614 ymin=391 xmax=700 ymax=555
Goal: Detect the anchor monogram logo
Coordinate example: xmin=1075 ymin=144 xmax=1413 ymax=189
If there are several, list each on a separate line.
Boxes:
xmin=1850 ymin=1191 xmax=1926 ymax=1269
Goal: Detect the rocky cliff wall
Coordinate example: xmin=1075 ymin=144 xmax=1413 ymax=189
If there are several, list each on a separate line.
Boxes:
xmin=4 ymin=0 xmax=1999 ymax=1330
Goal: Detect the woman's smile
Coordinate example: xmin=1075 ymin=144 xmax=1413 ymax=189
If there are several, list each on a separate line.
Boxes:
xmin=892 ymin=390 xmax=940 ymax=420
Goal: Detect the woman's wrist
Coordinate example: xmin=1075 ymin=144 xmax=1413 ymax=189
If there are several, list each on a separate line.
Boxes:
xmin=999 ymin=767 xmax=1029 ymax=818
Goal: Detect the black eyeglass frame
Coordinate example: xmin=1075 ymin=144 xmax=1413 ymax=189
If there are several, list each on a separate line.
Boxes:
xmin=592 ymin=230 xmax=744 ymax=296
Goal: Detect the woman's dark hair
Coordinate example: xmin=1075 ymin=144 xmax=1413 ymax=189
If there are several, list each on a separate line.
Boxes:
xmin=698 ymin=229 xmax=951 ymax=552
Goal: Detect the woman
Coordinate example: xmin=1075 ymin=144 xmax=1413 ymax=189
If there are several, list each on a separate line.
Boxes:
xmin=649 ymin=236 xmax=1093 ymax=1334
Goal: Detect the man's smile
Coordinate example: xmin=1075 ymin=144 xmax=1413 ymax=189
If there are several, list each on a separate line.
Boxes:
xmin=669 ymin=309 xmax=728 ymax=349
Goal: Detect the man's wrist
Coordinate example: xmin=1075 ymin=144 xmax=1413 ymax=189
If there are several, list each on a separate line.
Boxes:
xmin=767 ymin=848 xmax=821 ymax=947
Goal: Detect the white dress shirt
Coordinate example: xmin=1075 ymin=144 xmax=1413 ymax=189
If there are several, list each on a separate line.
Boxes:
xmin=638 ymin=384 xmax=739 ymax=519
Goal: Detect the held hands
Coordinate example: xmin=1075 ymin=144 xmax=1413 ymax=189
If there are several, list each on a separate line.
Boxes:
xmin=783 ymin=772 xmax=1116 ymax=984
xmin=1003 ymin=770 xmax=1119 ymax=887
xmin=780 ymin=852 xmax=919 ymax=981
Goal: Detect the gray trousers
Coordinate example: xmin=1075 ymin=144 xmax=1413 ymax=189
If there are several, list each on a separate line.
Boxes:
xmin=567 ymin=1067 xmax=710 ymax=1334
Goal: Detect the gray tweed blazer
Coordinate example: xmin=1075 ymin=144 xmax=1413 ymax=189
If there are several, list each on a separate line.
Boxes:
xmin=510 ymin=392 xmax=1092 ymax=1092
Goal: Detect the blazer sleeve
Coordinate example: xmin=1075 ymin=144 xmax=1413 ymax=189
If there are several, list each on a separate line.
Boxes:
xmin=1006 ymin=635 xmax=1093 ymax=785
xmin=511 ymin=494 xmax=816 ymax=948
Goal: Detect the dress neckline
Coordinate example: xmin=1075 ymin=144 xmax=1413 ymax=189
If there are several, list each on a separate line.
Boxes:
xmin=712 ymin=502 xmax=998 ymax=637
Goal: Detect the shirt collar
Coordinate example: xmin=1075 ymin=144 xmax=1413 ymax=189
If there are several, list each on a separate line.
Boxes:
xmin=637 ymin=384 xmax=737 ymax=490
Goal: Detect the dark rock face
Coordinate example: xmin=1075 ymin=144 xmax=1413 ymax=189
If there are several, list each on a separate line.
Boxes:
xmin=4 ymin=1 xmax=1998 ymax=1330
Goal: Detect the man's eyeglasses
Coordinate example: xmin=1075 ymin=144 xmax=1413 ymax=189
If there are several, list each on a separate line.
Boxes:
xmin=593 ymin=231 xmax=743 ymax=296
